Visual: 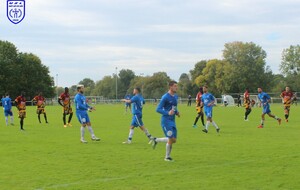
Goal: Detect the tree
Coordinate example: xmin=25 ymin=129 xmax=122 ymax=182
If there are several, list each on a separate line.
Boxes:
xmin=190 ymin=60 xmax=207 ymax=81
xmin=92 ymin=76 xmax=115 ymax=98
xmin=280 ymin=45 xmax=300 ymax=76
xmin=177 ymin=73 xmax=193 ymax=98
xmin=118 ymin=69 xmax=135 ymax=96
xmin=194 ymin=59 xmax=230 ymax=96
xmin=223 ymin=41 xmax=269 ymax=93
xmin=143 ymin=72 xmax=171 ymax=99
xmin=0 ymin=40 xmax=55 ymax=98
xmin=78 ymin=78 xmax=95 ymax=96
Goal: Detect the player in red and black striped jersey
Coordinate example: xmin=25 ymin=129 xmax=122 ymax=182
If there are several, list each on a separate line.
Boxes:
xmin=58 ymin=87 xmax=73 ymax=128
xmin=280 ymin=86 xmax=294 ymax=122
xmin=15 ymin=91 xmax=26 ymax=130
xmin=192 ymin=87 xmax=205 ymax=128
xmin=32 ymin=92 xmax=48 ymax=124
xmin=244 ymin=88 xmax=252 ymax=121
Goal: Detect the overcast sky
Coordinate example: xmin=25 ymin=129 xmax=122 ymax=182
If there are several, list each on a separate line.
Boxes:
xmin=1 ymin=0 xmax=299 ymax=87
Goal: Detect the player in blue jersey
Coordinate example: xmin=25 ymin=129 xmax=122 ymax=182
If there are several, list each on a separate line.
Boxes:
xmin=1 ymin=93 xmax=14 ymax=126
xmin=257 ymin=87 xmax=281 ymax=128
xmin=124 ymin=94 xmax=131 ymax=113
xmin=150 ymin=81 xmax=180 ymax=162
xmin=201 ymin=85 xmax=220 ymax=133
xmin=74 ymin=85 xmax=100 ymax=143
xmin=121 ymin=87 xmax=153 ymax=144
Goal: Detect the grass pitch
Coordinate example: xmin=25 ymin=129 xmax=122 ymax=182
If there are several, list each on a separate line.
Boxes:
xmin=0 ymin=103 xmax=299 ymax=190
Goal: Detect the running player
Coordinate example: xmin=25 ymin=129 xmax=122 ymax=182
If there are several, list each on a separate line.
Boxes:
xmin=280 ymin=86 xmax=294 ymax=122
xmin=244 ymin=88 xmax=252 ymax=121
xmin=192 ymin=87 xmax=205 ymax=128
xmin=121 ymin=87 xmax=153 ymax=144
xmin=58 ymin=87 xmax=73 ymax=128
xmin=151 ymin=81 xmax=180 ymax=162
xmin=32 ymin=92 xmax=48 ymax=124
xmin=15 ymin=92 xmax=26 ymax=130
xmin=2 ymin=93 xmax=14 ymax=126
xmin=257 ymin=87 xmax=281 ymax=128
xmin=124 ymin=94 xmax=131 ymax=113
xmin=201 ymin=85 xmax=220 ymax=133
xmin=75 ymin=85 xmax=100 ymax=143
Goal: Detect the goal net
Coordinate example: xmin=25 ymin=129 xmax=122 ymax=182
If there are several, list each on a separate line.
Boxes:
xmin=221 ymin=95 xmax=235 ymax=106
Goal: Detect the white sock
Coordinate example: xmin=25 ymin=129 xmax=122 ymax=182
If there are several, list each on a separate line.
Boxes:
xmin=10 ymin=116 xmax=14 ymax=124
xmin=155 ymin=137 xmax=168 ymax=143
xmin=80 ymin=126 xmax=85 ymax=139
xmin=128 ymin=128 xmax=134 ymax=140
xmin=166 ymin=143 xmax=172 ymax=158
xmin=5 ymin=117 xmax=8 ymax=126
xmin=206 ymin=121 xmax=211 ymax=130
xmin=212 ymin=121 xmax=219 ymax=129
xmin=143 ymin=128 xmax=152 ymax=139
xmin=87 ymin=126 xmax=95 ymax=138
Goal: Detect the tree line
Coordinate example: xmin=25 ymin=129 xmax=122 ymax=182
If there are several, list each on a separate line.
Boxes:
xmin=0 ymin=40 xmax=55 ymax=99
xmin=1 ymin=40 xmax=299 ymax=99
xmin=65 ymin=42 xmax=300 ymax=98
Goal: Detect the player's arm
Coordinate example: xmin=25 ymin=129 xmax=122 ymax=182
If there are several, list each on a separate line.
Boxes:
xmin=58 ymin=97 xmax=64 ymax=107
xmin=156 ymin=96 xmax=170 ymax=116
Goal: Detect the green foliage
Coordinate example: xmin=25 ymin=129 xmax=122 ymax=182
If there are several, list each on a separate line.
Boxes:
xmin=78 ymin=78 xmax=95 ymax=96
xmin=194 ymin=59 xmax=231 ymax=96
xmin=0 ymin=40 xmax=54 ymax=98
xmin=1 ymin=104 xmax=300 ymax=189
xmin=280 ymin=45 xmax=300 ymax=75
xmin=223 ymin=41 xmax=270 ymax=93
xmin=143 ymin=72 xmax=171 ymax=98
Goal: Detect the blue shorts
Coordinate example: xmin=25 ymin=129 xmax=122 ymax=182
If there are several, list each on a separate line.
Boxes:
xmin=204 ymin=107 xmax=213 ymax=118
xmin=131 ymin=114 xmax=144 ymax=127
xmin=76 ymin=111 xmax=90 ymax=125
xmin=4 ymin=110 xmax=13 ymax=117
xmin=161 ymin=120 xmax=177 ymax=138
xmin=262 ymin=104 xmax=271 ymax=114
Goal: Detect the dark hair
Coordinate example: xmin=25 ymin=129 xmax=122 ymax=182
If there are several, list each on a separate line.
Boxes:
xmin=203 ymin=85 xmax=208 ymax=88
xmin=5 ymin=92 xmax=9 ymax=96
xmin=65 ymin=87 xmax=69 ymax=91
xmin=169 ymin=81 xmax=177 ymax=87
xmin=135 ymin=87 xmax=141 ymax=93
xmin=199 ymin=87 xmax=203 ymax=93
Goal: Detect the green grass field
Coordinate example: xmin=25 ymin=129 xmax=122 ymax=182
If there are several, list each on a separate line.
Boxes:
xmin=0 ymin=103 xmax=299 ymax=190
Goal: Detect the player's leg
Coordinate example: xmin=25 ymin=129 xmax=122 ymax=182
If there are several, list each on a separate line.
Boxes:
xmin=164 ymin=127 xmax=177 ymax=161
xmin=9 ymin=111 xmax=14 ymax=125
xmin=68 ymin=111 xmax=73 ymax=126
xmin=85 ymin=115 xmax=100 ymax=141
xmin=193 ymin=110 xmax=200 ymax=128
xmin=139 ymin=125 xmax=153 ymax=141
xmin=203 ymin=108 xmax=212 ymax=133
xmin=43 ymin=109 xmax=48 ymax=123
xmin=38 ymin=112 xmax=41 ymax=123
xmin=63 ymin=113 xmax=67 ymax=127
xmin=284 ymin=107 xmax=289 ymax=122
xmin=258 ymin=113 xmax=265 ymax=128
xmin=4 ymin=111 xmax=9 ymax=126
xmin=267 ymin=112 xmax=281 ymax=125
xmin=211 ymin=118 xmax=220 ymax=133
xmin=77 ymin=112 xmax=87 ymax=143
xmin=245 ymin=108 xmax=251 ymax=120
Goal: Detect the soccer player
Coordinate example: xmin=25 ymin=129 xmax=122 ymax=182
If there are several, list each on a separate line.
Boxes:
xmin=74 ymin=85 xmax=100 ymax=143
xmin=280 ymin=86 xmax=294 ymax=122
xmin=32 ymin=92 xmax=48 ymax=124
xmin=201 ymin=85 xmax=220 ymax=133
xmin=15 ymin=92 xmax=26 ymax=130
xmin=121 ymin=87 xmax=153 ymax=144
xmin=244 ymin=88 xmax=252 ymax=121
xmin=192 ymin=87 xmax=205 ymax=128
xmin=2 ymin=93 xmax=14 ymax=126
xmin=257 ymin=87 xmax=281 ymax=128
xmin=151 ymin=81 xmax=180 ymax=162
xmin=58 ymin=87 xmax=73 ymax=128
xmin=124 ymin=94 xmax=131 ymax=113
xmin=187 ymin=95 xmax=192 ymax=106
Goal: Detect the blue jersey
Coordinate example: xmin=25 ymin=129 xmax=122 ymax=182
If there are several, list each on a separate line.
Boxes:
xmin=74 ymin=93 xmax=90 ymax=112
xmin=130 ymin=94 xmax=144 ymax=115
xmin=156 ymin=93 xmax=178 ymax=124
xmin=125 ymin=95 xmax=131 ymax=106
xmin=201 ymin=93 xmax=215 ymax=108
xmin=258 ymin=92 xmax=270 ymax=106
xmin=2 ymin=97 xmax=12 ymax=111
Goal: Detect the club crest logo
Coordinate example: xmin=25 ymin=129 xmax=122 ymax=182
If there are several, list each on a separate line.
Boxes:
xmin=7 ymin=0 xmax=25 ymax=24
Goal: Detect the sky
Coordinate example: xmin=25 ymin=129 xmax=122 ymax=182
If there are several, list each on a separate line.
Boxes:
xmin=1 ymin=0 xmax=300 ymax=87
